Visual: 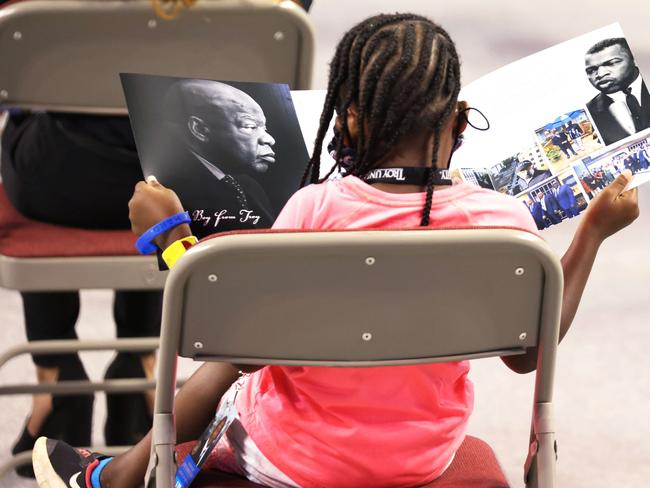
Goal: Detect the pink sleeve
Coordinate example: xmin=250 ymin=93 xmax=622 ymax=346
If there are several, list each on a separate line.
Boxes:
xmin=508 ymin=202 xmax=542 ymax=237
xmin=467 ymin=190 xmax=542 ymax=237
xmin=272 ymin=186 xmax=315 ymax=230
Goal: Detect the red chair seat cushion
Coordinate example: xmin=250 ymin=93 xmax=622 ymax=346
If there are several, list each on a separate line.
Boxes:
xmin=0 ymin=184 xmax=138 ymax=258
xmin=175 ymin=435 xmax=509 ymax=487
xmin=424 ymin=436 xmax=509 ymax=487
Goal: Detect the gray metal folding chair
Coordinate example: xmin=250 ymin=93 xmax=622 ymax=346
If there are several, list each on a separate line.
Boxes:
xmin=0 ymin=0 xmax=314 ymax=477
xmin=149 ymin=228 xmax=562 ymax=488
xmin=0 ymin=0 xmax=313 ymax=114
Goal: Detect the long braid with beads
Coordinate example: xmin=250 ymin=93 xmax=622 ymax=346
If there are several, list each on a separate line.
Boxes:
xmin=302 ymin=14 xmax=461 ymax=226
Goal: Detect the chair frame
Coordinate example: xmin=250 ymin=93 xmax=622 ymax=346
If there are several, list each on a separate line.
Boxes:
xmin=147 ymin=228 xmax=562 ymax=488
xmin=0 ymin=0 xmax=314 ymax=478
xmin=0 ymin=0 xmax=314 ymax=114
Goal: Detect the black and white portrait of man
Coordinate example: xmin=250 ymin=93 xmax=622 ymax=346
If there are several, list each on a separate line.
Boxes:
xmin=584 ymin=38 xmax=650 ymax=146
xmin=122 ymin=74 xmax=308 ymax=239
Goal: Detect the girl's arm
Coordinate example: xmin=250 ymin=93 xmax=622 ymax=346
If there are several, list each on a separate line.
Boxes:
xmin=503 ymin=171 xmax=639 ymax=374
xmin=128 ymin=179 xmax=264 ymax=375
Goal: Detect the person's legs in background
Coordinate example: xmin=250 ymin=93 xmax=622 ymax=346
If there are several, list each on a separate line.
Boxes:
xmin=104 ymin=290 xmax=162 ymax=446
xmin=1 ymin=111 xmax=162 ymax=471
xmin=11 ymin=292 xmax=94 ymax=477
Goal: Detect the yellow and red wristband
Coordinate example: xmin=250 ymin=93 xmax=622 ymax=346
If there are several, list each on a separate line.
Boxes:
xmin=161 ymin=236 xmax=199 ymax=269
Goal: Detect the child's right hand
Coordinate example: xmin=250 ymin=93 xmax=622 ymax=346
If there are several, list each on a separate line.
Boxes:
xmin=128 ymin=177 xmax=192 ymax=249
xmin=582 ymin=170 xmax=639 ymax=242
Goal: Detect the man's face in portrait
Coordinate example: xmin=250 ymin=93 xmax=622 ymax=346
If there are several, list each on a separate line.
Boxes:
xmin=180 ymin=81 xmax=277 ymax=174
xmin=585 ymin=44 xmax=637 ymax=94
xmin=202 ymin=97 xmax=276 ymax=173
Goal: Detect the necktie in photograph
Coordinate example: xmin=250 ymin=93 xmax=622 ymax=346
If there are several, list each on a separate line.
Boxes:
xmin=223 ymin=175 xmax=250 ymax=209
xmin=624 ymin=87 xmax=642 ymax=131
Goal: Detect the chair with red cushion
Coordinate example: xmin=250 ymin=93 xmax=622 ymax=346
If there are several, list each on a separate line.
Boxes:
xmin=0 ymin=180 xmax=166 ymax=476
xmin=148 ymin=228 xmax=561 ymax=487
xmin=0 ymin=0 xmax=314 ymax=478
xmin=0 ymin=0 xmax=314 ymax=389
xmin=0 ymin=183 xmax=163 ymax=291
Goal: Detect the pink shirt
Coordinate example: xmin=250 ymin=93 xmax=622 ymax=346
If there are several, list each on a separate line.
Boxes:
xmin=235 ymin=176 xmax=539 ymax=487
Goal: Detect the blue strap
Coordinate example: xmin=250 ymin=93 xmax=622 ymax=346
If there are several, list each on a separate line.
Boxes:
xmin=135 ymin=211 xmax=191 ymax=255
xmin=175 ymin=455 xmax=200 ymax=488
xmin=90 ymin=457 xmax=113 ymax=488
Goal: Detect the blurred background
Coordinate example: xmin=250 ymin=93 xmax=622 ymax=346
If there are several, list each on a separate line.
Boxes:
xmin=310 ymin=0 xmax=650 ymax=89
xmin=1 ymin=1 xmax=649 ymax=486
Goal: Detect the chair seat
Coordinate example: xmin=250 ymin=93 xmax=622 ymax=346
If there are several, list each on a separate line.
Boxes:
xmin=0 ymin=183 xmax=137 ymax=258
xmin=176 ymin=435 xmax=509 ymax=487
xmin=424 ymin=436 xmax=509 ymax=487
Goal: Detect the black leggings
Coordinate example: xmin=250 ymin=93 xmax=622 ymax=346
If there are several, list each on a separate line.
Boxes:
xmin=21 ymin=290 xmax=162 ymax=368
xmin=1 ymin=112 xmax=162 ymax=368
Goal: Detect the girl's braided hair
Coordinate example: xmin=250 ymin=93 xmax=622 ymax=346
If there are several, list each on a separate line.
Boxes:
xmin=302 ymin=14 xmax=462 ymax=225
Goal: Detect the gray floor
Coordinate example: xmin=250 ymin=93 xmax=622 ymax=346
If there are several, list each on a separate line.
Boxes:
xmin=2 ymin=1 xmax=650 ymax=487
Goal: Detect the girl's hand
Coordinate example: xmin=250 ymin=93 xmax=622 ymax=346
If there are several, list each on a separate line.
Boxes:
xmin=128 ymin=177 xmax=191 ymax=249
xmin=505 ymin=170 xmax=639 ymax=374
xmin=582 ymin=170 xmax=639 ymax=242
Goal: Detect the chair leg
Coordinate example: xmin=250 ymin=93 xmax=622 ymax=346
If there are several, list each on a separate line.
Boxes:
xmin=147 ymin=413 xmax=176 ymax=488
xmin=524 ymin=434 xmax=557 ymax=488
xmin=536 ymin=433 xmax=557 ymax=488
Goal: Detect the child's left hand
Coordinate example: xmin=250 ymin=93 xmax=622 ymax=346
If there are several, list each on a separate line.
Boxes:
xmin=582 ymin=170 xmax=639 ymax=242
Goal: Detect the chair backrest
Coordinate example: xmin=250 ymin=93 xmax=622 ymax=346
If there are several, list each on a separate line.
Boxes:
xmin=163 ymin=228 xmax=561 ymax=367
xmin=0 ymin=0 xmax=314 ymax=113
xmin=151 ymin=228 xmax=562 ymax=488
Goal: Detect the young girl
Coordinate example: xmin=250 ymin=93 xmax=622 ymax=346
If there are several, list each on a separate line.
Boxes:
xmin=33 ymin=13 xmax=638 ymax=488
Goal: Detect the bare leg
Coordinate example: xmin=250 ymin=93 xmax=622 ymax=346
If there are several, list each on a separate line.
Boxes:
xmin=26 ymin=366 xmax=58 ymax=435
xmin=139 ymin=353 xmax=156 ymax=414
xmin=100 ymin=362 xmax=241 ymax=488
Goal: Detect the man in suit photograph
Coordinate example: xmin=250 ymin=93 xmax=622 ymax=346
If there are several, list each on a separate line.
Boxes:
xmin=530 ymin=192 xmax=549 ymax=230
xmin=155 ymin=79 xmax=277 ymax=238
xmin=584 ymin=38 xmax=650 ymax=146
xmin=550 ymin=128 xmax=578 ymax=159
xmin=635 ymin=144 xmax=650 ymax=171
xmin=542 ymin=187 xmax=562 ymax=224
xmin=555 ymin=180 xmax=579 ymax=218
xmin=566 ymin=120 xmax=585 ymax=152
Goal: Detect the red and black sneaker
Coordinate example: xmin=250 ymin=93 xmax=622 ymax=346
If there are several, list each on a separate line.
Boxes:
xmin=32 ymin=437 xmax=110 ymax=488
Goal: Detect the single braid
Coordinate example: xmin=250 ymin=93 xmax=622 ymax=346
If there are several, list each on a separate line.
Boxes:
xmin=421 ymin=123 xmax=443 ymax=226
xmin=300 ymin=27 xmax=359 ymax=185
